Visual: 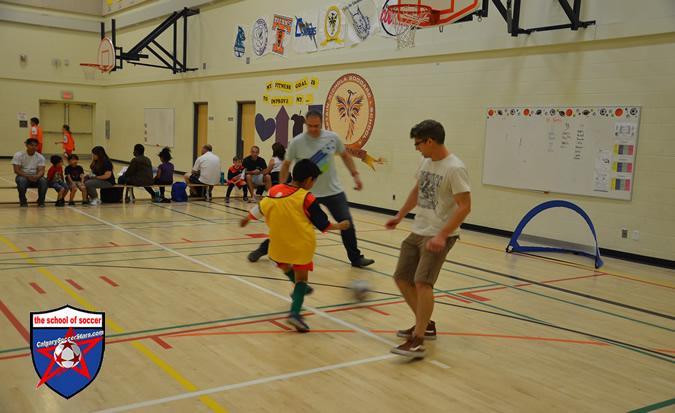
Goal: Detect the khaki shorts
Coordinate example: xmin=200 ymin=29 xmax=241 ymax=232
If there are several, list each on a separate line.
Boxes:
xmin=69 ymin=181 xmax=85 ymax=190
xmin=393 ymin=233 xmax=458 ymax=286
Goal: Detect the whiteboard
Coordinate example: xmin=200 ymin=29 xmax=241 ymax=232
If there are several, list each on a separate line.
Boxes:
xmin=144 ymin=108 xmax=174 ymax=147
xmin=482 ymin=106 xmax=641 ymax=200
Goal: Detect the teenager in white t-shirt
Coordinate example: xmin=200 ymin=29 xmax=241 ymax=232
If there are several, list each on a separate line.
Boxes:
xmin=385 ymin=119 xmax=472 ymax=359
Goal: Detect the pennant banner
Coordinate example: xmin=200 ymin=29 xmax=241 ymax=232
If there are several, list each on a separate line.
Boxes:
xmin=233 ymin=24 xmax=249 ymax=58
xmin=294 ymin=10 xmax=319 ymax=53
xmin=271 ymin=14 xmax=293 ymax=57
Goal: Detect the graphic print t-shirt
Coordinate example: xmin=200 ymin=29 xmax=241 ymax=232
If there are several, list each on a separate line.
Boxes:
xmin=412 ymin=154 xmax=471 ymax=237
xmin=286 ymin=130 xmax=345 ymax=198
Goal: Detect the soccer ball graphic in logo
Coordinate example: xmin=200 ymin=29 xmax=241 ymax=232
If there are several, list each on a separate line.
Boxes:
xmin=54 ymin=340 xmax=81 ymax=369
xmin=349 ymin=280 xmax=371 ymax=302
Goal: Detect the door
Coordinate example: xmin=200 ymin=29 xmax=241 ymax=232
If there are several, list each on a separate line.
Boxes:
xmin=238 ymin=102 xmax=255 ymax=157
xmin=39 ymin=101 xmax=94 ymax=158
xmin=194 ymin=103 xmax=208 ymax=161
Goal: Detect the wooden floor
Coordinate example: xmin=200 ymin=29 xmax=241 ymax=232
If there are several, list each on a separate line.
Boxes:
xmin=0 ymin=160 xmax=673 ymax=412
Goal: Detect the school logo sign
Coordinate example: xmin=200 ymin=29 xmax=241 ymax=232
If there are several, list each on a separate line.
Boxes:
xmin=252 ymin=18 xmax=269 ymax=57
xmin=325 ymin=73 xmax=384 ymax=169
xmin=234 ymin=26 xmax=246 ymax=58
xmin=31 ymin=305 xmax=105 ymax=399
xmin=322 ymin=6 xmax=344 ymax=46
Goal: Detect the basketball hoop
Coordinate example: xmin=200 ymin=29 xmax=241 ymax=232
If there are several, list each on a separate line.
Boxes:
xmin=387 ymin=4 xmax=433 ymax=49
xmin=80 ymin=63 xmax=104 ymax=80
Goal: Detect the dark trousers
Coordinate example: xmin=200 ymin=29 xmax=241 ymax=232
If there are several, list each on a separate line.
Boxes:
xmin=226 ymin=183 xmax=248 ymax=198
xmin=143 ymin=178 xmax=172 ymax=198
xmin=16 ymin=176 xmax=48 ymax=204
xmin=256 ymin=191 xmax=362 ymax=264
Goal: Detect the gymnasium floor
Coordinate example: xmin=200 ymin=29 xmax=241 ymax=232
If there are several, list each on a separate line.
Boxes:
xmin=0 ymin=160 xmax=673 ymax=412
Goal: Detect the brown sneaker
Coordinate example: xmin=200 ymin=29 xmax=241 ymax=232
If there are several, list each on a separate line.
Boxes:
xmin=396 ymin=320 xmax=436 ymax=340
xmin=391 ymin=335 xmax=425 ymax=358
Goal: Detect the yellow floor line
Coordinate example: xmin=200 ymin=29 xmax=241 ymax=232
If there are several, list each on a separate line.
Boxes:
xmin=0 ymin=235 xmax=228 ymax=412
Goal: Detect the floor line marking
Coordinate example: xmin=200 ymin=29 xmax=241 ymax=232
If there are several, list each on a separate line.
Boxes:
xmin=0 ymin=300 xmax=30 ymax=343
xmin=94 ymin=354 xmax=396 ymax=413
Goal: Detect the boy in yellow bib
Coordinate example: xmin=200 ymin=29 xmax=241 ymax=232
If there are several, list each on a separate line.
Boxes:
xmin=240 ymin=159 xmax=350 ymax=332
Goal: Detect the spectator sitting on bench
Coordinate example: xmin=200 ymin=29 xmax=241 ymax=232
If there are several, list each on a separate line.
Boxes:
xmin=243 ymin=145 xmax=271 ymax=203
xmin=118 ymin=144 xmax=153 ymax=202
xmin=12 ymin=138 xmax=47 ymax=207
xmin=143 ymin=146 xmax=174 ymax=203
xmin=184 ymin=144 xmax=221 ymax=198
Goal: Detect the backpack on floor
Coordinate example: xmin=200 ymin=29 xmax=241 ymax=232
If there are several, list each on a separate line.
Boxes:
xmin=171 ymin=182 xmax=188 ymax=202
xmin=100 ymin=187 xmax=123 ymax=203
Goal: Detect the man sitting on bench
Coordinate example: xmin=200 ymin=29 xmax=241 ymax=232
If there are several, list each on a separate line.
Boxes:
xmin=184 ymin=144 xmax=221 ymax=199
xmin=243 ymin=145 xmax=271 ymax=203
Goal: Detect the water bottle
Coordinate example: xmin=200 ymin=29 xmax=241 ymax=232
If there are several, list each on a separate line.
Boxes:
xmin=220 ymin=171 xmax=225 ymax=185
xmin=154 ymin=189 xmax=160 ymax=202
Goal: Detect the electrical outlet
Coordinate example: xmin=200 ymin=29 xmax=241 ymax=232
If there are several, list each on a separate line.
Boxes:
xmin=632 ymin=230 xmax=639 ymax=240
xmin=621 ymin=228 xmax=628 ymax=238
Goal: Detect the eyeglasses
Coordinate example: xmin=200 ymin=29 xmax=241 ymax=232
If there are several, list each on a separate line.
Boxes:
xmin=414 ymin=139 xmax=427 ymax=146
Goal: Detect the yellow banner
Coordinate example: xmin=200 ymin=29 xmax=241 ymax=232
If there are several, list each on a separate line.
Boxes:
xmin=305 ymin=93 xmax=314 ymax=104
xmin=266 ymin=81 xmax=273 ymax=92
xmin=262 ymin=94 xmax=270 ymax=104
xmin=295 ymin=77 xmax=309 ymax=91
xmin=295 ymin=94 xmax=304 ymax=104
xmin=310 ymin=77 xmax=319 ymax=88
xmin=274 ymin=80 xmax=293 ymax=93
xmin=271 ymin=96 xmax=293 ymax=106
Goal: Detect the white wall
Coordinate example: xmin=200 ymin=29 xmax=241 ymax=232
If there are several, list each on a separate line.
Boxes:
xmin=1 ymin=0 xmax=673 ymax=261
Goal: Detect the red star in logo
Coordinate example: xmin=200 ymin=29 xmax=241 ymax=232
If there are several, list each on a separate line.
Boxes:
xmin=35 ymin=327 xmax=103 ymax=389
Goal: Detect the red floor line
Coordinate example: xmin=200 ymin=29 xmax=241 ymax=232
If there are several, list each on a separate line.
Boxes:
xmin=366 ymin=306 xmax=390 ymax=316
xmin=0 ymin=300 xmax=30 ymax=343
xmin=100 ymin=276 xmax=119 ymax=287
xmin=542 ymin=273 xmax=607 ymax=284
xmin=653 ymin=348 xmax=675 ymax=353
xmin=26 ymin=246 xmax=36 ymax=251
xmin=269 ymin=319 xmax=293 ymax=331
xmin=109 ymin=242 xmax=119 ymax=246
xmin=457 ymin=292 xmax=491 ymax=302
xmin=65 ymin=279 xmax=84 ymax=290
xmin=181 ymin=238 xmax=191 ymax=242
xmin=438 ymin=294 xmax=473 ymax=304
xmin=610 ymin=274 xmax=675 ymax=290
xmin=150 ymin=336 xmax=172 ymax=349
xmin=0 ymin=353 xmax=30 ymax=361
xmin=29 ymin=282 xmax=46 ymax=294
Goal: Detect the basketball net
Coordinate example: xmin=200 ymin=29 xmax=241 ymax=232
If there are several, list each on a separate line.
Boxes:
xmin=80 ymin=63 xmax=103 ymax=80
xmin=388 ymin=4 xmax=431 ymax=49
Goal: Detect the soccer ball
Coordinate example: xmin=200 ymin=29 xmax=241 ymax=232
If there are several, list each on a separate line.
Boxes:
xmin=54 ymin=340 xmax=81 ymax=369
xmin=348 ymin=280 xmax=371 ymax=302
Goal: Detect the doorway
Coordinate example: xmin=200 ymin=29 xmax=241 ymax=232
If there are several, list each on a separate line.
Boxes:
xmin=193 ymin=103 xmax=208 ymax=162
xmin=237 ymin=102 xmax=255 ymax=158
xmin=39 ymin=101 xmax=94 ymax=158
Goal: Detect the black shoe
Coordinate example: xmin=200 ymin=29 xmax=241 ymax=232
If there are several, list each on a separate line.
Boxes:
xmin=351 ymin=257 xmax=375 ymax=268
xmin=161 ymin=198 xmax=171 ymax=203
xmin=82 ymin=200 xmax=89 ymax=205
xmin=20 ymin=202 xmax=28 ymax=207
xmin=69 ymin=200 xmax=76 ymax=206
xmin=37 ymin=202 xmax=46 ymax=207
xmin=247 ymin=249 xmax=265 ymax=262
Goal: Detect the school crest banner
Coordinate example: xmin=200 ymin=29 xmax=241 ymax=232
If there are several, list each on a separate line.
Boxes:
xmin=251 ymin=16 xmax=271 ymax=59
xmin=271 ymin=14 xmax=293 ymax=57
xmin=318 ymin=5 xmax=346 ymax=51
xmin=342 ymin=0 xmax=380 ymax=44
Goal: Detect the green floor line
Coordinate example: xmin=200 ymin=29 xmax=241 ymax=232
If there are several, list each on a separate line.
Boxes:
xmin=628 ymin=398 xmax=675 ymax=413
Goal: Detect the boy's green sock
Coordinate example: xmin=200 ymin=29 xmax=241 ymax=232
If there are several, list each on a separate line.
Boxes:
xmin=290 ymin=282 xmax=308 ymax=314
xmin=284 ymin=269 xmax=295 ymax=283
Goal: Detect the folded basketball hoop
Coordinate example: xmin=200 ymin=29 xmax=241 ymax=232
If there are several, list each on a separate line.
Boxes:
xmin=387 ymin=4 xmax=433 ymax=49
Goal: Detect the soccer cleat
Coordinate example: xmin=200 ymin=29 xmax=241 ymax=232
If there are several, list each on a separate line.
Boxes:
xmin=287 ymin=313 xmax=310 ymax=332
xmin=289 ymin=285 xmax=314 ymax=297
xmin=396 ymin=320 xmax=437 ymax=340
xmin=247 ymin=249 xmax=265 ymax=262
xmin=391 ymin=335 xmax=426 ymax=358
